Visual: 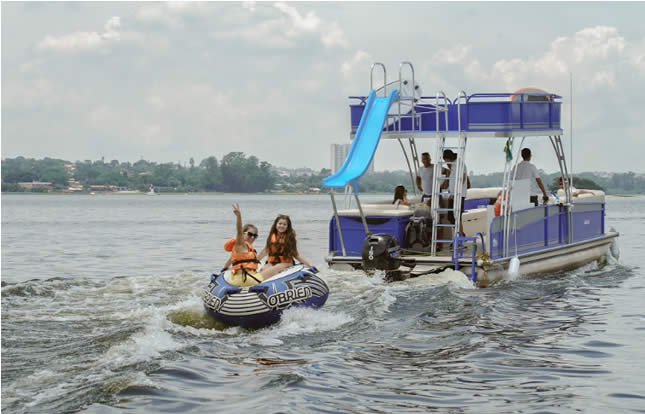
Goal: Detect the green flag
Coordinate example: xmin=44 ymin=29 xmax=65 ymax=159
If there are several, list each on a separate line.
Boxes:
xmin=504 ymin=139 xmax=513 ymax=162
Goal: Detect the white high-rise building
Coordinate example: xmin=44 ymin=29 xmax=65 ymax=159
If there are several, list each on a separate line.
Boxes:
xmin=330 ymin=143 xmax=374 ymax=174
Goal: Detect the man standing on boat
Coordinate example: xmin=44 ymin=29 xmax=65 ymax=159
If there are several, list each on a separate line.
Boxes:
xmin=416 ymin=152 xmax=434 ymax=205
xmin=511 ymin=148 xmax=549 ymax=206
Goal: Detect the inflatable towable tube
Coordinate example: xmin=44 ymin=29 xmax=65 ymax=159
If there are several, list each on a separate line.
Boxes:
xmin=202 ymin=265 xmax=329 ymax=329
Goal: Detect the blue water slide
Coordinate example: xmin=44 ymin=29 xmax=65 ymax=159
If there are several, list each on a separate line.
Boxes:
xmin=322 ymin=89 xmax=399 ymax=191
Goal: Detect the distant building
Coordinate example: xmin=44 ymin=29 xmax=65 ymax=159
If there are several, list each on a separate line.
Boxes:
xmin=330 ymin=143 xmax=374 ymax=174
xmin=293 ymin=168 xmax=314 ymax=177
xmin=66 ymin=178 xmax=84 ymax=192
xmin=17 ymin=181 xmax=53 ymax=192
xmin=88 ymin=185 xmax=118 ymax=192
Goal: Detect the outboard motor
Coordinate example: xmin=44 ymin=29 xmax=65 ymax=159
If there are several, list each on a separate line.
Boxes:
xmin=361 ymin=233 xmax=401 ymax=271
xmin=405 ymin=207 xmax=433 ymax=252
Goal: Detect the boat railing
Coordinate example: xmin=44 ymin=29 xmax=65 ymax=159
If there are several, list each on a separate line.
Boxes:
xmin=370 ymin=62 xmax=387 ymax=97
xmin=488 ymin=201 xmax=605 ymax=260
xmin=466 ymin=92 xmax=562 ymax=131
xmin=348 ymin=91 xmax=563 ymax=137
xmin=397 ymin=61 xmax=417 ymax=133
xmin=453 ymin=232 xmax=486 ymax=283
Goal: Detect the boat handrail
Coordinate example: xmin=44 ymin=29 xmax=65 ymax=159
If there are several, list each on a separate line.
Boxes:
xmin=453 ymin=90 xmax=468 ymax=240
xmin=398 ymin=61 xmax=416 ymax=133
xmin=548 ymin=134 xmax=574 ymax=244
xmin=452 ymin=232 xmax=486 ymax=283
xmin=467 ymin=92 xmax=562 ymax=102
xmin=370 ymin=62 xmax=387 ymax=97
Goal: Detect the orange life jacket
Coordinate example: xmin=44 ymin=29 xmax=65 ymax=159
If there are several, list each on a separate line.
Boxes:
xmin=494 ymin=194 xmax=502 ymax=216
xmin=494 ymin=193 xmax=511 ymax=216
xmin=267 ymin=233 xmax=294 ymax=265
xmin=230 ymin=241 xmax=259 ymax=271
xmin=224 ymin=237 xmax=235 ymax=252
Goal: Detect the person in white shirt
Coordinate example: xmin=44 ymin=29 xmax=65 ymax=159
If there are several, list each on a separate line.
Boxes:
xmin=416 ymin=152 xmax=434 ymax=205
xmin=511 ymin=148 xmax=549 ymax=206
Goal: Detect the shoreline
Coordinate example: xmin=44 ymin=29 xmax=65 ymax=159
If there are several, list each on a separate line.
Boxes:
xmin=2 ymin=191 xmax=643 ymax=197
xmin=0 ymin=191 xmax=342 ymax=196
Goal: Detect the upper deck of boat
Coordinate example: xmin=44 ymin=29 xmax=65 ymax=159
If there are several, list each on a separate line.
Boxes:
xmin=349 ymin=92 xmax=563 ymax=139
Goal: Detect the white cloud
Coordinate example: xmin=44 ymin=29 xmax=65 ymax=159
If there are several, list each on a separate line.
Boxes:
xmin=143 ymin=83 xmax=239 ymax=124
xmin=464 ymin=60 xmax=487 ymax=82
xmin=19 ymin=59 xmax=43 ymax=74
xmin=591 ymin=71 xmax=616 ymax=88
xmin=274 ymin=2 xmax=321 ymax=34
xmin=432 ymin=45 xmax=472 ymax=64
xmin=135 ymin=2 xmax=210 ymax=27
xmin=341 ymin=50 xmax=370 ymax=78
xmin=38 ymin=32 xmax=103 ymax=52
xmin=87 ymin=105 xmax=117 ymax=125
xmin=215 ymin=19 xmax=296 ymax=48
xmin=292 ymin=78 xmax=324 ymax=94
xmin=3 ymin=78 xmax=66 ymax=109
xmin=572 ymin=26 xmax=625 ymax=62
xmin=167 ymin=2 xmax=202 ymax=13
xmin=321 ymin=22 xmax=349 ymax=49
xmin=37 ymin=16 xmax=121 ymax=52
xmin=146 ymin=96 xmax=166 ymax=110
xmin=215 ymin=3 xmax=348 ymax=50
xmin=489 ymin=58 xmax=533 ymax=90
xmin=142 ymin=124 xmax=161 ymax=138
xmin=460 ymin=26 xmax=639 ymax=91
xmin=627 ymin=38 xmax=645 ymax=72
xmin=242 ymin=1 xmax=256 ymax=12
xmin=104 ymin=16 xmax=121 ymax=32
xmin=136 ymin=5 xmax=183 ymax=28
xmin=632 ymin=53 xmax=645 ymax=71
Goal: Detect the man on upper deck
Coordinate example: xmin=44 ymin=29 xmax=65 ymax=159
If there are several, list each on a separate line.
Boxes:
xmin=416 ymin=152 xmax=434 ymax=205
xmin=511 ymin=148 xmax=549 ymax=206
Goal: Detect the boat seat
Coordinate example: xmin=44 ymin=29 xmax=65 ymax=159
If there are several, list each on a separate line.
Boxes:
xmin=336 ymin=207 xmax=414 ymax=217
xmin=462 ymin=207 xmax=489 ymax=238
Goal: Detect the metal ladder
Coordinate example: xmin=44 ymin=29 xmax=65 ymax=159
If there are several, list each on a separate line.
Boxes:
xmin=452 ymin=232 xmax=486 ymax=283
xmin=429 ymin=91 xmax=469 ymax=256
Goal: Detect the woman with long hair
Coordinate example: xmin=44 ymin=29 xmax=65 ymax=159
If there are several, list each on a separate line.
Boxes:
xmin=392 ymin=185 xmax=410 ymax=206
xmin=258 ymin=214 xmax=312 ymax=279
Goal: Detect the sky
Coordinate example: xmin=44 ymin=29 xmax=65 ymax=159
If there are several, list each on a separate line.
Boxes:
xmin=2 ymin=1 xmax=644 ymax=175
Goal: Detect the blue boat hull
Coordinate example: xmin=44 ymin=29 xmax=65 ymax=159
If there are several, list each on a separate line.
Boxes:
xmin=202 ymin=265 xmax=329 ymax=329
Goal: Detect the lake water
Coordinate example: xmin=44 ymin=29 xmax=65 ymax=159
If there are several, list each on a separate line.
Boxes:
xmin=2 ymin=193 xmax=644 ymax=413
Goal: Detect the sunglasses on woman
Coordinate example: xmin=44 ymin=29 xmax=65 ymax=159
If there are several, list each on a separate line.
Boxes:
xmin=245 ymin=231 xmax=258 ymax=239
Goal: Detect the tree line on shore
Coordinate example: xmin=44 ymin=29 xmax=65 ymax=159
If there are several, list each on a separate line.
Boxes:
xmin=1 ymin=153 xmax=276 ymax=193
xmin=2 ymin=154 xmax=644 ymax=194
